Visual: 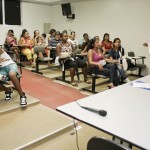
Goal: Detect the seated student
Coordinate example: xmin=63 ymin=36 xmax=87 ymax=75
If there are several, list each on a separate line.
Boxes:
xmin=56 ymin=32 xmax=91 ymax=86
xmin=101 ymin=33 xmax=112 ymax=56
xmin=48 ymin=31 xmax=61 ymax=60
xmin=41 ymin=33 xmax=48 ymax=47
xmin=79 ymin=33 xmax=90 ymax=48
xmin=67 ymin=31 xmax=79 ymax=50
xmin=33 ymin=30 xmax=40 ymax=46
xmin=81 ymin=36 xmax=100 ymax=57
xmin=48 ymin=29 xmax=56 ymax=43
xmin=4 ymin=29 xmax=20 ymax=62
xmin=109 ymin=38 xmax=130 ymax=83
xmin=18 ymin=29 xmax=36 ymax=67
xmin=0 ymin=47 xmax=27 ymax=106
xmin=88 ymin=37 xmax=117 ymax=88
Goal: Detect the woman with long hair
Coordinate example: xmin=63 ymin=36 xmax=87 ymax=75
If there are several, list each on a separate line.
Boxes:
xmin=18 ymin=29 xmax=36 ymax=67
xmin=56 ymin=32 xmax=91 ymax=86
xmin=88 ymin=37 xmax=117 ymax=88
xmin=5 ymin=29 xmax=20 ymax=62
xmin=109 ymin=38 xmax=130 ymax=83
xmin=101 ymin=33 xmax=112 ymax=56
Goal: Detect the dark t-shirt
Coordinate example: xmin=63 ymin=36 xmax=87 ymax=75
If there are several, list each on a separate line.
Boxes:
xmin=109 ymin=48 xmax=125 ymax=60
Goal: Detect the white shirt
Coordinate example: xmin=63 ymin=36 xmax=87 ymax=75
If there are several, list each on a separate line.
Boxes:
xmin=0 ymin=52 xmax=14 ymax=67
xmin=67 ymin=38 xmax=78 ymax=48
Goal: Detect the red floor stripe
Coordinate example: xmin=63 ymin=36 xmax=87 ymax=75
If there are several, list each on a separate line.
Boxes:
xmin=21 ymin=69 xmax=87 ymax=109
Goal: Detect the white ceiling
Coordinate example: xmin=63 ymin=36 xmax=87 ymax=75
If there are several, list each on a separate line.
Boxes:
xmin=20 ymin=0 xmax=90 ymax=5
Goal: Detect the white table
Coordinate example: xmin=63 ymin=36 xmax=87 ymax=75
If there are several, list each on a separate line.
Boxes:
xmin=57 ymin=75 xmax=150 ymax=150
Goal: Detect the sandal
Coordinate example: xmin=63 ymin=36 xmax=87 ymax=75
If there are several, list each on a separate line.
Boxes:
xmin=85 ymin=80 xmax=92 ymax=84
xmin=108 ymin=83 xmax=115 ymax=89
xmin=71 ymin=82 xmax=78 ymax=87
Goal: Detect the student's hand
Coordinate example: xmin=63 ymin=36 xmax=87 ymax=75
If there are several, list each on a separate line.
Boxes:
xmin=113 ymin=60 xmax=119 ymax=64
xmin=98 ymin=64 xmax=104 ymax=71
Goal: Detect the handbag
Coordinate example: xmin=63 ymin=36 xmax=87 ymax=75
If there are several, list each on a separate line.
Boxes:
xmin=59 ymin=52 xmax=72 ymax=59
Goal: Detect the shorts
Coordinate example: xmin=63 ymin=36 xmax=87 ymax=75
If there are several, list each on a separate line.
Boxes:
xmin=64 ymin=57 xmax=87 ymax=69
xmin=0 ymin=63 xmax=19 ymax=81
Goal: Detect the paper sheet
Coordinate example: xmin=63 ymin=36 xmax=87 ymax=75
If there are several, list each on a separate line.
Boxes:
xmin=133 ymin=82 xmax=150 ymax=88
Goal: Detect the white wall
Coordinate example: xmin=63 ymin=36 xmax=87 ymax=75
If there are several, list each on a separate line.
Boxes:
xmin=0 ymin=0 xmax=150 ymax=74
xmin=50 ymin=0 xmax=150 ymax=75
xmin=0 ymin=2 xmax=51 ymax=44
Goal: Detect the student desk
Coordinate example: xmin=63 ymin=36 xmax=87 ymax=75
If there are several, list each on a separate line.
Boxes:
xmin=57 ymin=75 xmax=150 ymax=150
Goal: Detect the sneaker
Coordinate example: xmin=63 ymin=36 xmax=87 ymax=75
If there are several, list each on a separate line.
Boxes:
xmin=20 ymin=94 xmax=27 ymax=107
xmin=5 ymin=91 xmax=12 ymax=101
xmin=124 ymin=78 xmax=131 ymax=83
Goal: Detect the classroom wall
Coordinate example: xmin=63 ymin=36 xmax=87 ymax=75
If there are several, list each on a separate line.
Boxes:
xmin=50 ymin=0 xmax=150 ymax=74
xmin=0 ymin=0 xmax=150 ymax=74
xmin=0 ymin=2 xmax=51 ymax=44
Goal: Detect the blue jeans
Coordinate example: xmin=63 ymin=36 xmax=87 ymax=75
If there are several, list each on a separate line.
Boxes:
xmin=116 ymin=64 xmax=127 ymax=79
xmin=91 ymin=63 xmax=117 ymax=84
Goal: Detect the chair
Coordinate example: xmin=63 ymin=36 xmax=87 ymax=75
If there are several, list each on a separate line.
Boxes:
xmin=128 ymin=51 xmax=146 ymax=77
xmin=83 ymin=66 xmax=108 ymax=93
xmin=31 ymin=46 xmax=53 ymax=75
xmin=50 ymin=47 xmax=57 ymax=62
xmin=55 ymin=57 xmax=80 ymax=84
xmin=87 ymin=137 xmax=130 ymax=150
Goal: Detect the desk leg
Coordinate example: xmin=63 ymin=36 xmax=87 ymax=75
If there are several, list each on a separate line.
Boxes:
xmin=129 ymin=143 xmax=132 ymax=149
xmin=92 ymin=77 xmax=96 ymax=93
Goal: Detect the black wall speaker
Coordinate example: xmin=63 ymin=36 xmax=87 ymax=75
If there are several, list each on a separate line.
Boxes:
xmin=61 ymin=3 xmax=72 ymax=16
xmin=5 ymin=0 xmax=21 ymax=25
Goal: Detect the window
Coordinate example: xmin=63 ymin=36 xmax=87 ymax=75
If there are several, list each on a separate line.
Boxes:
xmin=0 ymin=0 xmax=2 ymax=24
xmin=5 ymin=0 xmax=21 ymax=25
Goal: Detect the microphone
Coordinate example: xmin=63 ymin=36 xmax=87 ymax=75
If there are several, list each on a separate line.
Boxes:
xmin=76 ymin=101 xmax=107 ymax=117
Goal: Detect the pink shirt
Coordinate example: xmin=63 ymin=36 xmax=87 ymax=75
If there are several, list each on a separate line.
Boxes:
xmin=92 ymin=51 xmax=104 ymax=63
xmin=6 ymin=36 xmax=17 ymax=46
xmin=101 ymin=41 xmax=112 ymax=50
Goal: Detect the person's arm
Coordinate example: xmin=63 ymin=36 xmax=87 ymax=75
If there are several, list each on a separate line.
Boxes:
xmin=88 ymin=49 xmax=103 ymax=71
xmin=14 ymin=36 xmax=17 ymax=45
xmin=56 ymin=43 xmax=62 ymax=56
xmin=108 ymin=56 xmax=118 ymax=64
xmin=108 ymin=50 xmax=118 ymax=63
xmin=18 ymin=38 xmax=27 ymax=48
xmin=70 ymin=43 xmax=75 ymax=53
xmin=18 ymin=38 xmax=24 ymax=46
xmin=81 ymin=46 xmax=88 ymax=56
